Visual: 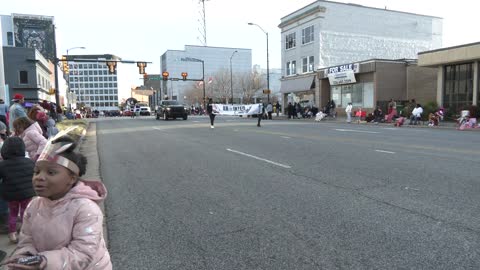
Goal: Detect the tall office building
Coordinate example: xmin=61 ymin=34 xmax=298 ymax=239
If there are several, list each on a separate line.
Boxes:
xmin=161 ymin=45 xmax=252 ymax=104
xmin=67 ymin=54 xmax=121 ymax=111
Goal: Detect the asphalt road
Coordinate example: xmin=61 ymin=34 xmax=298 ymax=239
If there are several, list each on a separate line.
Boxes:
xmin=95 ymin=116 xmax=480 ymax=269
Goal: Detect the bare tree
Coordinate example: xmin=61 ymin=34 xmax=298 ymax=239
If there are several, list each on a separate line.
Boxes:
xmin=236 ymin=69 xmax=266 ymax=104
xmin=184 ymin=83 xmax=204 ymax=106
xmin=184 ymin=69 xmax=267 ymax=105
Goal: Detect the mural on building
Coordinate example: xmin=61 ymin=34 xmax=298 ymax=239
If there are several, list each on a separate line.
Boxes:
xmin=13 ymin=14 xmax=55 ymax=61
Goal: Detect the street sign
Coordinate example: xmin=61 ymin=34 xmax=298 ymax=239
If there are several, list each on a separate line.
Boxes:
xmin=263 ymin=89 xmax=271 ymax=94
xmin=147 ymin=75 xmax=161 ymax=80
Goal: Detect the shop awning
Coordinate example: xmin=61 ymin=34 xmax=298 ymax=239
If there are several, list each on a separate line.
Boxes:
xmin=280 ymin=75 xmax=316 ymax=93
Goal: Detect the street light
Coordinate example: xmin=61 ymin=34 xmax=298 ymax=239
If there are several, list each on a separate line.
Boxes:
xmin=180 ymin=57 xmax=205 ymax=109
xmin=230 ymin=50 xmax=238 ymax=105
xmin=66 ymin=46 xmax=86 ymax=111
xmin=248 ymin=22 xmax=270 ymax=103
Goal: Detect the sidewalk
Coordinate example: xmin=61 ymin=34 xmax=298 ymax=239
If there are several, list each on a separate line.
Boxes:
xmin=271 ymin=114 xmax=480 ymax=130
xmin=0 ymin=122 xmax=103 ymax=266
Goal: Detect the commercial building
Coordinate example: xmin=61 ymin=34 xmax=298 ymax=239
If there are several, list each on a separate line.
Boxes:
xmin=0 ymin=13 xmax=56 ymax=102
xmin=2 ymin=46 xmax=54 ymax=103
xmin=66 ymin=54 xmax=122 ymax=112
xmin=278 ymin=0 xmax=442 ymax=109
xmin=418 ymin=42 xmax=480 ymax=113
xmin=161 ymin=45 xmax=252 ymax=105
xmin=317 ymin=59 xmax=437 ymax=115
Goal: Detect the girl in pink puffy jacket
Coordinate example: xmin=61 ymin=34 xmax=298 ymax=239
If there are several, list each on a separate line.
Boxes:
xmin=5 ymin=135 xmax=112 ymax=270
xmin=13 ymin=117 xmax=47 ymax=161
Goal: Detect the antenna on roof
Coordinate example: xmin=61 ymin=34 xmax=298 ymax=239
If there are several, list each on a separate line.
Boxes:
xmin=197 ymin=0 xmax=209 ymax=46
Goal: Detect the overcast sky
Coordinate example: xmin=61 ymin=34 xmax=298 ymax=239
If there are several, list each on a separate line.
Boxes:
xmin=2 ymin=0 xmax=480 ymax=86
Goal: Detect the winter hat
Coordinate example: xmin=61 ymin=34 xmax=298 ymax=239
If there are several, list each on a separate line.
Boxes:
xmin=12 ymin=93 xmax=24 ymax=101
xmin=1 ymin=136 xmax=26 ymax=160
xmin=36 ymin=111 xmax=48 ymax=122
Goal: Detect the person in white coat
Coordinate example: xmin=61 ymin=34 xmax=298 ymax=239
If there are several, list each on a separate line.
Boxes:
xmin=345 ymin=102 xmax=353 ymax=123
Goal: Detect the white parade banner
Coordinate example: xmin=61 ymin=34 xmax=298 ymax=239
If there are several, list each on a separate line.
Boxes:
xmin=212 ymin=104 xmax=263 ymax=116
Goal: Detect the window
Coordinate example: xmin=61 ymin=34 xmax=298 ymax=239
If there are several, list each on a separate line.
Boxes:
xmin=331 ymin=83 xmax=374 ymax=109
xmin=7 ymin=32 xmax=13 ymax=46
xmin=302 ymin=56 xmax=315 ymax=73
xmin=19 ymin=71 xmax=28 ymax=84
xmin=302 ymin=25 xmax=314 ymax=44
xmin=444 ymin=63 xmax=474 ymax=112
xmin=285 ymin=33 xmax=296 ymax=49
xmin=286 ymin=61 xmax=297 ymax=76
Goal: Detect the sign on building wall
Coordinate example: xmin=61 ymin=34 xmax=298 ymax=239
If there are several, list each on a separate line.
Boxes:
xmin=324 ymin=63 xmax=360 ymax=77
xmin=327 ymin=70 xmax=356 ymax=85
xmin=13 ymin=14 xmax=55 ymax=61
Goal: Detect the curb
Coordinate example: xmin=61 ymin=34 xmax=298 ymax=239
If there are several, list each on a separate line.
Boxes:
xmin=80 ymin=122 xmax=109 ymax=246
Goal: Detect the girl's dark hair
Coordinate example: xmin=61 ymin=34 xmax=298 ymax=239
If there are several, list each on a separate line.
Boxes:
xmin=52 ymin=136 xmax=88 ymax=176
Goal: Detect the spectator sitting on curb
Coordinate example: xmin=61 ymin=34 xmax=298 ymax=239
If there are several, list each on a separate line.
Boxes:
xmin=4 ymin=134 xmax=112 ymax=269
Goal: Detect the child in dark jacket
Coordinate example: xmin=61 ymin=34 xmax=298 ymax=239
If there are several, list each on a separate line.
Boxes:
xmin=0 ymin=137 xmax=35 ymax=243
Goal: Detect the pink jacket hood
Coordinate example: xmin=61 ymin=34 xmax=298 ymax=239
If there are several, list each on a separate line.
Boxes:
xmin=66 ymin=179 xmax=107 ymax=203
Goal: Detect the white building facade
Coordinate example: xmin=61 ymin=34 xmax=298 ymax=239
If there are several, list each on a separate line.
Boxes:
xmin=279 ymin=0 xmax=443 ymax=108
xmin=67 ymin=54 xmax=121 ymax=112
xmin=161 ymin=45 xmax=252 ymax=105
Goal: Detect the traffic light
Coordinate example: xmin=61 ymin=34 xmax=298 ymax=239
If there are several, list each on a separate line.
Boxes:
xmin=137 ymin=62 xmax=147 ymax=74
xmin=181 ymin=72 xmax=188 ymax=81
xmin=62 ymin=56 xmax=69 ymax=74
xmin=162 ymin=71 xmax=169 ymax=81
xmin=48 ymin=88 xmax=55 ymax=95
xmin=106 ymin=61 xmax=117 ymax=74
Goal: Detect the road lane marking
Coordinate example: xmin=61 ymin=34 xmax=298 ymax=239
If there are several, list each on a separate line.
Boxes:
xmin=335 ymin=129 xmax=379 ymax=134
xmin=281 ymin=136 xmax=291 ymax=139
xmin=226 ymin=148 xmax=291 ymax=169
xmin=375 ymin=150 xmax=395 ymax=154
xmin=152 ymin=127 xmax=163 ymax=131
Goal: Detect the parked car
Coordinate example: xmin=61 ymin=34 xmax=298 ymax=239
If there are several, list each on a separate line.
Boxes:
xmin=139 ymin=106 xmax=151 ymax=116
xmin=156 ymin=100 xmax=188 ymax=120
xmin=123 ymin=110 xmax=134 ymax=117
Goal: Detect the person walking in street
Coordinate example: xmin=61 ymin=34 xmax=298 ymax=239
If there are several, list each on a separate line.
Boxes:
xmin=13 ymin=117 xmax=47 ymax=161
xmin=266 ymin=102 xmax=273 ymax=120
xmin=8 ymin=94 xmax=27 ymax=134
xmin=345 ymin=102 xmax=353 ymax=123
xmin=207 ymin=98 xmax=216 ymax=128
xmin=0 ymin=99 xmax=8 ymax=135
xmin=0 ymin=137 xmax=35 ymax=243
xmin=4 ymin=135 xmax=112 ymax=269
xmin=257 ymin=103 xmax=264 ymax=127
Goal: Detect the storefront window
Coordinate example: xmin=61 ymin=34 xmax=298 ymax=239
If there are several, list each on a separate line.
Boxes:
xmin=331 ymin=83 xmax=374 ymax=109
xmin=332 ymin=86 xmax=341 ymax=107
xmin=444 ymin=63 xmax=473 ymax=113
xmin=363 ymin=83 xmax=374 ymax=108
